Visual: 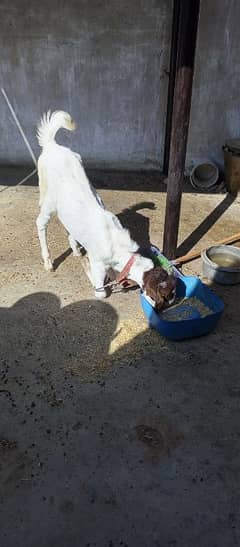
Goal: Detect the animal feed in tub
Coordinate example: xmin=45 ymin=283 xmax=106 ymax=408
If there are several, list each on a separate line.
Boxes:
xmin=161 ymin=297 xmax=212 ymax=321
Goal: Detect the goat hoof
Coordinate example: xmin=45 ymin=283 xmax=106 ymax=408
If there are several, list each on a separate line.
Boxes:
xmin=44 ymin=258 xmax=53 ymax=271
xmin=95 ymin=289 xmax=107 ymax=299
xmin=72 ymin=249 xmax=81 ymax=257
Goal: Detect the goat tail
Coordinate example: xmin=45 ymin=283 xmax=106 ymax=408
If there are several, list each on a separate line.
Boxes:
xmin=36 ymin=110 xmax=76 ymax=148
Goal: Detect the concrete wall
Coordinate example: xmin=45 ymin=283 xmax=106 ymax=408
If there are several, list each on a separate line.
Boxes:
xmin=187 ymin=0 xmax=240 ymax=171
xmin=0 ymin=0 xmax=172 ymax=168
xmin=0 ymin=0 xmax=239 ymax=171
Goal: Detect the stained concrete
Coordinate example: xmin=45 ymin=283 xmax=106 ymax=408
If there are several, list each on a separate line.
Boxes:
xmin=0 ymin=174 xmax=240 ymax=546
xmin=187 ymin=0 xmax=240 ymax=170
xmin=0 ymin=0 xmax=172 ymax=168
xmin=1 ymin=1 xmax=240 ymax=170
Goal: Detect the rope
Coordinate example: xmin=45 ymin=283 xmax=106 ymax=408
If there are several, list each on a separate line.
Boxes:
xmin=1 ymin=88 xmax=37 ymax=166
xmin=0 ymin=88 xmax=38 ymax=194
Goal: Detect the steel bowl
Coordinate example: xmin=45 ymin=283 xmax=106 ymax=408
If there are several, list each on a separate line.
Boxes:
xmin=201 ymin=245 xmax=240 ymax=284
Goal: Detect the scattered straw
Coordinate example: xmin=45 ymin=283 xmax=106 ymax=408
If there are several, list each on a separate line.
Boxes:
xmin=66 ymin=314 xmax=168 ymax=379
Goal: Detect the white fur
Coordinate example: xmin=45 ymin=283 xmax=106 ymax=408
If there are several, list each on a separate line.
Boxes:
xmin=36 ymin=111 xmax=153 ymax=297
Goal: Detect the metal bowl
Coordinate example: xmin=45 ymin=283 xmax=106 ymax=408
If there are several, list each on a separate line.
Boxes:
xmin=190 ymin=161 xmax=219 ymax=191
xmin=202 ymin=245 xmax=240 ymax=284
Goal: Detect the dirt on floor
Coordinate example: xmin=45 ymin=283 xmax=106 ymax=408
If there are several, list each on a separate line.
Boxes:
xmin=0 ymin=172 xmax=240 ymax=547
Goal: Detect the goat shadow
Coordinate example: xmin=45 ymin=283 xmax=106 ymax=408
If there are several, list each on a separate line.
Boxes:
xmin=117 ymin=201 xmax=156 ymax=249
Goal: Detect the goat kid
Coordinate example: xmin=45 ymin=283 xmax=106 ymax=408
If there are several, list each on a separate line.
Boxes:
xmin=36 ymin=111 xmax=176 ymax=308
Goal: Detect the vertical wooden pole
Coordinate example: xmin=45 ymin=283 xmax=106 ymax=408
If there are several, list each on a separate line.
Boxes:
xmin=163 ymin=0 xmax=200 ymax=259
xmin=163 ymin=0 xmax=180 ymax=176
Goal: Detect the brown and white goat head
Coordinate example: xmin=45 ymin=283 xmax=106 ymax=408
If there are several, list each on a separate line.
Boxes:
xmin=143 ymin=266 xmax=177 ymax=311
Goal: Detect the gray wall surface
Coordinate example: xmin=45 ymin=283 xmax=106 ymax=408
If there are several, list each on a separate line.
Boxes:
xmin=0 ymin=0 xmax=239 ymax=171
xmin=0 ymin=0 xmax=172 ymax=168
xmin=187 ymin=0 xmax=240 ymax=171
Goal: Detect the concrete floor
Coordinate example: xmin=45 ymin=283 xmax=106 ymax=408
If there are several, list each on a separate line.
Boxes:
xmin=0 ymin=171 xmax=240 ymax=547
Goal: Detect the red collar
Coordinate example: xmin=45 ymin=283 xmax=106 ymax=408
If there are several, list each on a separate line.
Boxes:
xmin=116 ymin=254 xmax=138 ymax=287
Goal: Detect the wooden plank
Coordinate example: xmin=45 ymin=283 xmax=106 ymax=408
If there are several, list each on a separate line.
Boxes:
xmin=173 ymin=231 xmax=240 ymax=266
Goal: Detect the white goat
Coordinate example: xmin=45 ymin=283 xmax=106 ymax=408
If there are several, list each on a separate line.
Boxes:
xmin=36 ymin=111 xmax=174 ymax=304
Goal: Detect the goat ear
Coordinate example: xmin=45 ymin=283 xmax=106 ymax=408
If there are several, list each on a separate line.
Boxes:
xmin=155 ymin=292 xmax=165 ymax=310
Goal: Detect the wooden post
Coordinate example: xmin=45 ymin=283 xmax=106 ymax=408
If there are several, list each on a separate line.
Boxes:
xmin=163 ymin=0 xmax=180 ymax=176
xmin=163 ymin=0 xmax=201 ymax=259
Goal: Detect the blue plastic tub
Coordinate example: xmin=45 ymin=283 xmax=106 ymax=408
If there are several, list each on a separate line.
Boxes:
xmin=140 ymin=246 xmax=224 ymax=341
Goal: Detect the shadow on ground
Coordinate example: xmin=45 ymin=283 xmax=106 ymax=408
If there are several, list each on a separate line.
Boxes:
xmin=118 ymin=201 xmax=156 ymax=248
xmin=0 ymin=164 xmax=227 ymax=194
xmin=176 ymin=193 xmax=237 ymax=256
xmin=0 ymin=165 xmax=233 ymax=257
xmin=1 ymin=284 xmax=240 ymax=547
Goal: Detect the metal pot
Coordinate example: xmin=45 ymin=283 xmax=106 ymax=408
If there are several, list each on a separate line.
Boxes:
xmin=201 ymin=245 xmax=240 ymax=284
